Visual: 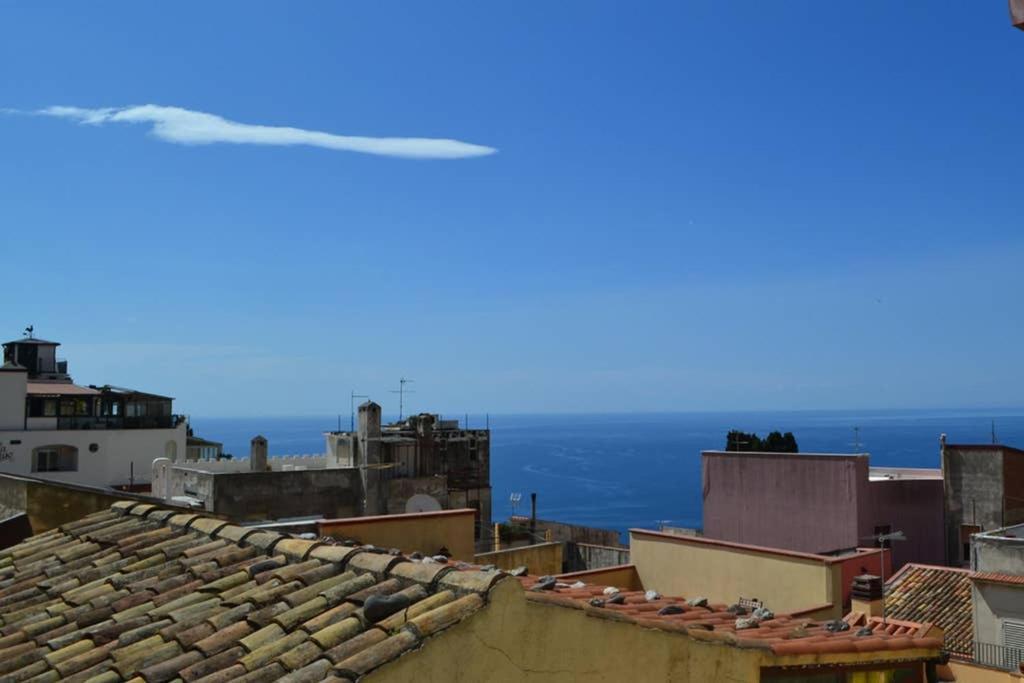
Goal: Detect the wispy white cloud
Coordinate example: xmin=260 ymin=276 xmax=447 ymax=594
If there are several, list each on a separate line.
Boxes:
xmin=18 ymin=104 xmax=496 ymax=159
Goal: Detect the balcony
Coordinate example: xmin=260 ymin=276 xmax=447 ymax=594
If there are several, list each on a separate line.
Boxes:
xmin=965 ymin=641 xmax=1024 ymax=672
xmin=54 ymin=414 xmax=186 ymax=430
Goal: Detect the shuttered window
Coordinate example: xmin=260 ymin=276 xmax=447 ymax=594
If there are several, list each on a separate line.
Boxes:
xmin=1004 ymin=620 xmax=1024 ymax=650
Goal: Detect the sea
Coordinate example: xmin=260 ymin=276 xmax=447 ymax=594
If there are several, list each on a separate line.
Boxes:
xmin=187 ymin=409 xmax=1024 ymax=543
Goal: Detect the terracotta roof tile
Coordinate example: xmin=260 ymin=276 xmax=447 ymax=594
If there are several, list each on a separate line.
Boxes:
xmin=0 ymin=503 xmax=500 ymax=681
xmin=884 ymin=563 xmax=973 ymax=657
xmin=970 ymin=571 xmax=1024 ymax=586
xmin=514 ymin=574 xmax=942 ymax=659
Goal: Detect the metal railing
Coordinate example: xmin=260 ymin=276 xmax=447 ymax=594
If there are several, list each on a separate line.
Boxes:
xmin=973 ymin=641 xmax=1024 ymax=671
xmin=54 ymin=414 xmax=186 ymax=430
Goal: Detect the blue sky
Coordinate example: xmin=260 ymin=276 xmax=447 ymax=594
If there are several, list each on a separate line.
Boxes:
xmin=2 ymin=2 xmax=1023 ymax=416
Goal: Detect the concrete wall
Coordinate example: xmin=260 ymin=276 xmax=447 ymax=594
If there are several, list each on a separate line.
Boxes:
xmin=973 ymin=531 xmax=1024 ymax=574
xmin=212 ymin=469 xmax=359 ymax=522
xmin=565 ymin=542 xmax=631 ymax=572
xmin=510 ymin=515 xmax=623 ymax=547
xmin=319 ymin=509 xmax=476 ymax=561
xmin=865 ymin=478 xmax=945 ymax=569
xmin=475 ymin=542 xmax=563 ymax=576
xmin=943 ymin=446 xmax=1006 ymax=566
xmin=973 ymin=582 xmax=1024 ymax=647
xmin=630 ymin=528 xmax=845 ymax=617
xmin=702 ymin=451 xmax=867 ymax=555
xmin=369 ymin=578 xmax=937 ymax=682
xmin=0 ymin=370 xmax=26 ymax=430
xmin=0 ymin=423 xmax=187 ymax=488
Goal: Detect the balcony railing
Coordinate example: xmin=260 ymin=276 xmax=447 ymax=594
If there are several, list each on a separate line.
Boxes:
xmin=972 ymin=641 xmax=1024 ymax=671
xmin=54 ymin=415 xmax=186 ymax=430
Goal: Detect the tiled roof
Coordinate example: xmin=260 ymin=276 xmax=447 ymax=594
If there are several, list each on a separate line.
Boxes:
xmin=970 ymin=571 xmax=1024 ymax=587
xmin=516 ymin=575 xmax=942 ymax=658
xmin=0 ymin=502 xmax=504 ymax=682
xmin=26 ymin=382 xmax=100 ymax=396
xmin=884 ymin=563 xmax=973 ymax=657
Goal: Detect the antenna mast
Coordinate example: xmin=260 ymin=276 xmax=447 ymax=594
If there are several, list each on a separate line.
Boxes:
xmin=390 ymin=378 xmax=415 ymax=421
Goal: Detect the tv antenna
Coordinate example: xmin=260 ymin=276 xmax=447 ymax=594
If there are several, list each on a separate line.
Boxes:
xmin=860 ymin=529 xmax=906 ymax=623
xmin=350 ymin=391 xmax=369 ymax=432
xmin=851 ymin=426 xmax=863 ymax=453
xmin=390 ymin=377 xmax=415 ymax=421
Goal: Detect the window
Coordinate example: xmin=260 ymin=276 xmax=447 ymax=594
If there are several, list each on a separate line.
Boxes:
xmin=32 ymin=445 xmax=78 ymax=472
xmin=961 ymin=524 xmax=981 ymax=564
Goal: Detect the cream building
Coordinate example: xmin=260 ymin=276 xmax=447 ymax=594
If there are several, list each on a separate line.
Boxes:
xmin=0 ymin=331 xmax=187 ymax=489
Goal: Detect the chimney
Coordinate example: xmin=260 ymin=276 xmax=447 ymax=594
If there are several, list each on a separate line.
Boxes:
xmin=250 ymin=435 xmax=268 ymax=472
xmin=850 ymin=574 xmax=885 ymax=617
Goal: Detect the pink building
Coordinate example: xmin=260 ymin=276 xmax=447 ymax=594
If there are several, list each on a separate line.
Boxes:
xmin=701 ymin=450 xmax=945 ymax=571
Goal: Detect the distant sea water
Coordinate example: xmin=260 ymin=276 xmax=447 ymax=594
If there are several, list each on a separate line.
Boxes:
xmin=188 ymin=410 xmax=1024 ymax=542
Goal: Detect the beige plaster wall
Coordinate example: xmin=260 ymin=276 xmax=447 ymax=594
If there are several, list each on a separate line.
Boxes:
xmin=475 ymin=542 xmax=563 ymax=576
xmin=630 ymin=530 xmax=840 ymax=616
xmin=372 ymin=580 xmax=936 ymax=682
xmin=318 ymin=509 xmax=476 ymax=560
xmin=371 ymin=579 xmax=763 ymax=682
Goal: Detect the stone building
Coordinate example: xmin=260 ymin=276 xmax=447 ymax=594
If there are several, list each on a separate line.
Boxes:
xmin=941 ymin=438 xmax=1024 ymax=567
xmin=152 ymin=402 xmax=492 ymax=536
xmin=325 ymin=401 xmax=491 ymax=537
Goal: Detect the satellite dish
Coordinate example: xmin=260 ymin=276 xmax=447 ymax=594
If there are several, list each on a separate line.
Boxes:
xmin=405 ymin=494 xmax=442 ymax=514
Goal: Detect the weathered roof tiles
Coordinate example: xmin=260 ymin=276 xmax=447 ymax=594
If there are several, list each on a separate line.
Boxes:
xmin=0 ymin=502 xmax=505 ymax=682
xmin=515 ymin=574 xmax=944 ymax=658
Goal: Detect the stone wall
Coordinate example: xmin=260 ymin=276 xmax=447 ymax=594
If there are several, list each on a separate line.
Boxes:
xmin=564 ymin=542 xmax=631 ymax=572
xmin=211 ymin=469 xmax=360 ymax=522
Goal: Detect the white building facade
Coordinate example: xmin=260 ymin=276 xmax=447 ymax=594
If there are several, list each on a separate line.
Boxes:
xmin=0 ymin=333 xmax=187 ymax=489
